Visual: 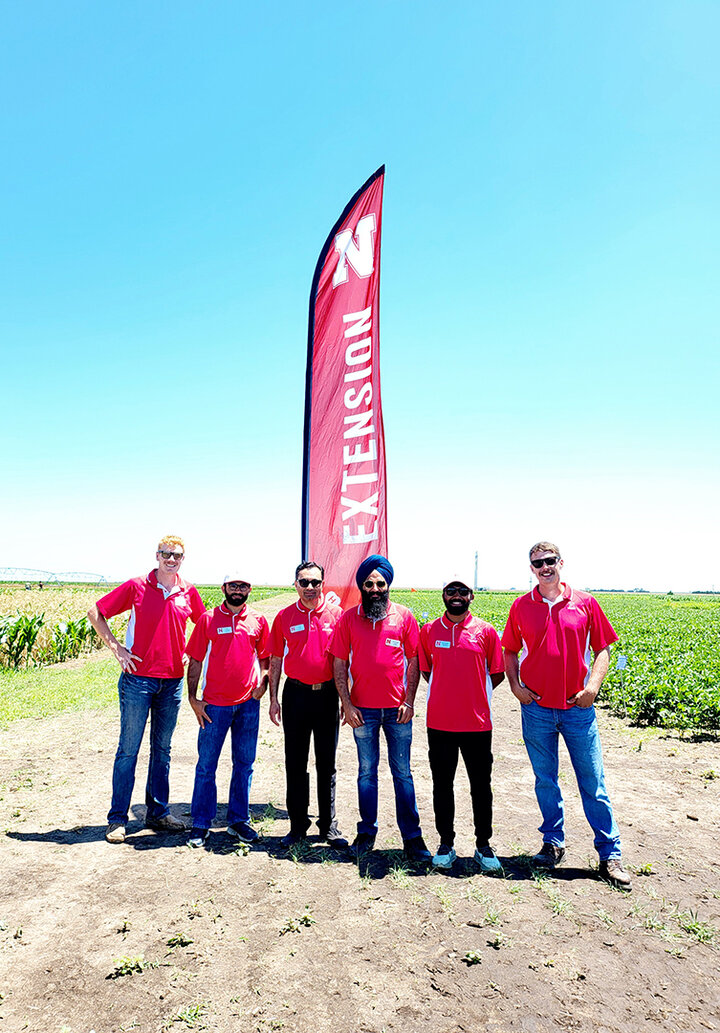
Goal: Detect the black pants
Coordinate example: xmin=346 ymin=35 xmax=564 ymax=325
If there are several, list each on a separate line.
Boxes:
xmin=282 ymin=678 xmax=340 ymax=836
xmin=427 ymin=727 xmax=493 ymax=847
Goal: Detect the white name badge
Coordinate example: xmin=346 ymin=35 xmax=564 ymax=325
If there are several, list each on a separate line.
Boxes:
xmin=435 ymin=640 xmax=451 ymax=649
xmin=386 ymin=637 xmax=401 ymax=648
xmin=217 ymin=626 xmax=232 ymax=635
xmin=290 ymin=624 xmax=305 ymax=634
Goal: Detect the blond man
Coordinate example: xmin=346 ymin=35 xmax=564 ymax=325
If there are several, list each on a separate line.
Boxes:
xmin=89 ymin=535 xmax=205 ymax=843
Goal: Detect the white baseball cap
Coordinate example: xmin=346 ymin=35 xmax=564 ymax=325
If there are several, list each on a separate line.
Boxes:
xmin=222 ymin=572 xmax=251 ymax=586
xmin=442 ymin=574 xmax=473 ymax=591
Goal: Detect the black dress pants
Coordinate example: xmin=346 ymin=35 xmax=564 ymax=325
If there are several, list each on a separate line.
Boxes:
xmin=282 ymin=678 xmax=340 ymax=836
xmin=427 ymin=727 xmax=493 ymax=847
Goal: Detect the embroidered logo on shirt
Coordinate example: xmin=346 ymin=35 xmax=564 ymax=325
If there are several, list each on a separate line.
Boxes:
xmin=290 ymin=624 xmax=305 ymax=634
xmin=217 ymin=626 xmax=232 ymax=635
xmin=385 ymin=637 xmax=401 ymax=647
xmin=435 ymin=640 xmax=451 ymax=649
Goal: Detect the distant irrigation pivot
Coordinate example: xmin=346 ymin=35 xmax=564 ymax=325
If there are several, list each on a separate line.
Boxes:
xmin=0 ymin=568 xmax=108 ymax=584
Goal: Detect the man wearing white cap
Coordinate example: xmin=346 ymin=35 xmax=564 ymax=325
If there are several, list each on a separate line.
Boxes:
xmin=418 ymin=576 xmax=505 ymax=871
xmin=185 ymin=573 xmax=270 ymax=848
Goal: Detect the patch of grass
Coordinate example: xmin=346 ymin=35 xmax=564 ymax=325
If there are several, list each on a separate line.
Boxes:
xmin=595 ymin=907 xmax=614 ymax=927
xmin=163 ymin=1002 xmax=209 ymax=1029
xmin=675 ymin=908 xmax=716 ymax=945
xmin=0 ymin=652 xmax=119 ymax=726
xmin=388 ymin=864 xmax=411 ymax=889
xmin=431 ymin=884 xmax=455 ymax=919
xmin=634 ymin=862 xmax=655 ymax=876
xmin=546 ymin=890 xmax=573 ymax=917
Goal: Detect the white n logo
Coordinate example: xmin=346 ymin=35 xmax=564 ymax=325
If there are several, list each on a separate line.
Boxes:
xmin=332 ymin=214 xmax=376 ymax=288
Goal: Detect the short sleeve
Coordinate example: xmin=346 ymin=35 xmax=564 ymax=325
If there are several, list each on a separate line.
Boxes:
xmin=186 ymin=613 xmax=211 ymax=662
xmin=256 ymin=615 xmax=270 ymax=657
xmin=402 ymin=612 xmax=420 ymax=659
xmin=588 ymin=599 xmax=618 ymax=652
xmin=189 ymin=586 xmax=207 ymax=623
xmin=418 ymin=623 xmax=432 ymax=673
xmin=500 ymin=602 xmax=522 ymax=652
xmin=328 ymin=613 xmax=351 ymax=660
xmin=96 ymin=580 xmax=136 ymax=619
xmin=263 ymin=612 xmax=286 ymax=659
xmin=485 ymin=625 xmax=504 ymax=674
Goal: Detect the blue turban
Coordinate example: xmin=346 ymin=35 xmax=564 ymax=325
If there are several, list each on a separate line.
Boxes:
xmin=356 ymin=554 xmax=394 ymax=589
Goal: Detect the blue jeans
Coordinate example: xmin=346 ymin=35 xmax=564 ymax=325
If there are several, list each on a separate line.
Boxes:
xmin=191 ymin=698 xmax=260 ymax=830
xmin=108 ymin=673 xmax=183 ymax=824
xmin=521 ymin=701 xmax=621 ymax=860
xmin=352 ymin=707 xmax=422 ymax=841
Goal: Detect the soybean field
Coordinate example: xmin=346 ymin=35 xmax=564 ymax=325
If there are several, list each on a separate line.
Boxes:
xmin=394 ymin=589 xmax=720 ymax=732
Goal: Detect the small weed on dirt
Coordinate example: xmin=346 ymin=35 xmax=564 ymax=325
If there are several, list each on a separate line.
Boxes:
xmin=107 ymin=954 xmax=158 ymax=979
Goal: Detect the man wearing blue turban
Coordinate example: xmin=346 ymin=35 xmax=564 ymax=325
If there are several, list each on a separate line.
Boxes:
xmin=330 ymin=555 xmax=431 ymax=861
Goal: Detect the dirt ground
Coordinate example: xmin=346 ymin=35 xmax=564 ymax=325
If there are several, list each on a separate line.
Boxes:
xmin=1 ymin=594 xmax=719 ymax=1033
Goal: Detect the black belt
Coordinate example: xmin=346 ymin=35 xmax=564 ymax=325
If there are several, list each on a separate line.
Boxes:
xmin=285 ymin=677 xmax=333 ymax=692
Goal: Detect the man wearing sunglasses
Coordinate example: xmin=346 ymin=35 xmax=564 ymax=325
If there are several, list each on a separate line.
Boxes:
xmin=185 ymin=573 xmax=270 ymax=848
xmin=88 ymin=535 xmax=206 ymax=844
xmin=418 ymin=576 xmax=505 ymax=872
xmin=501 ymin=542 xmax=631 ymax=890
xmin=330 ymin=555 xmax=431 ymax=862
xmin=263 ymin=561 xmax=347 ymax=848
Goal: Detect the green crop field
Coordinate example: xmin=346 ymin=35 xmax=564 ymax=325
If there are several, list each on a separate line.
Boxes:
xmin=392 ymin=589 xmax=720 ymax=732
xmin=1 ymin=585 xmax=718 ymax=732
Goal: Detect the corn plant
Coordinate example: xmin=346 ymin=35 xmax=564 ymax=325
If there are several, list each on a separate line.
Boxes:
xmin=38 ymin=617 xmax=97 ymax=664
xmin=0 ymin=613 xmax=45 ymax=668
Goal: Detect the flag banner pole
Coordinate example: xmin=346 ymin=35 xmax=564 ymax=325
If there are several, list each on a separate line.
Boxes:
xmin=302 ymin=165 xmax=387 ymax=608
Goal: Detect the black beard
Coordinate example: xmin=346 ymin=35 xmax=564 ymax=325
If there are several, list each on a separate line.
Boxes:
xmin=445 ymin=596 xmax=471 ymax=616
xmin=223 ymin=590 xmax=249 ymax=608
xmin=361 ymin=589 xmax=389 ymax=619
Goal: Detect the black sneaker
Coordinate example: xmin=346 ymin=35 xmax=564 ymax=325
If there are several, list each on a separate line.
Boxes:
xmin=351 ymin=832 xmax=376 ymax=856
xmin=403 ymin=836 xmax=432 ymax=862
xmin=532 ymin=842 xmax=566 ymax=868
xmin=320 ymin=830 xmax=349 ymax=849
xmin=281 ymin=831 xmax=306 ymax=848
xmin=227 ymin=822 xmax=259 ymax=843
xmin=598 ymin=857 xmax=632 ymax=891
xmin=146 ymin=813 xmax=186 ymax=833
xmin=187 ymin=827 xmax=209 ymax=848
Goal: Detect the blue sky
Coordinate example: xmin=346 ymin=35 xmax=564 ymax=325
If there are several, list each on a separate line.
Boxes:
xmin=1 ymin=1 xmax=718 ymax=591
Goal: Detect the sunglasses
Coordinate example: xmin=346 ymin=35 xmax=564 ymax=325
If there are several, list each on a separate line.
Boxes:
xmin=226 ymin=582 xmax=250 ymax=592
xmin=297 ymin=578 xmax=322 ymax=588
xmin=363 ymin=580 xmax=387 ymax=590
xmin=444 ymin=585 xmax=471 ymax=597
xmin=530 ymin=556 xmax=560 ymax=569
xmin=158 ymin=550 xmax=184 ymax=560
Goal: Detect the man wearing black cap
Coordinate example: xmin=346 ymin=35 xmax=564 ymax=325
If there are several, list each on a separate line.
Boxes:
xmin=419 ymin=575 xmax=505 ymax=872
xmin=330 ymin=555 xmax=431 ymax=861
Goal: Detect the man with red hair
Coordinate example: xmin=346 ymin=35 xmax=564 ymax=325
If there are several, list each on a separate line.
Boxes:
xmin=89 ymin=535 xmax=205 ymax=844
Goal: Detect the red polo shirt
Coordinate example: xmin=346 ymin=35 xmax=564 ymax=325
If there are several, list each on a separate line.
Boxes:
xmin=329 ymin=602 xmax=419 ymax=708
xmin=185 ymin=603 xmax=269 ymax=706
xmin=263 ymin=596 xmax=342 ymax=683
xmin=97 ymin=570 xmax=205 ymax=678
xmin=419 ymin=613 xmax=504 ymax=732
xmin=501 ymin=584 xmax=618 ymax=709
